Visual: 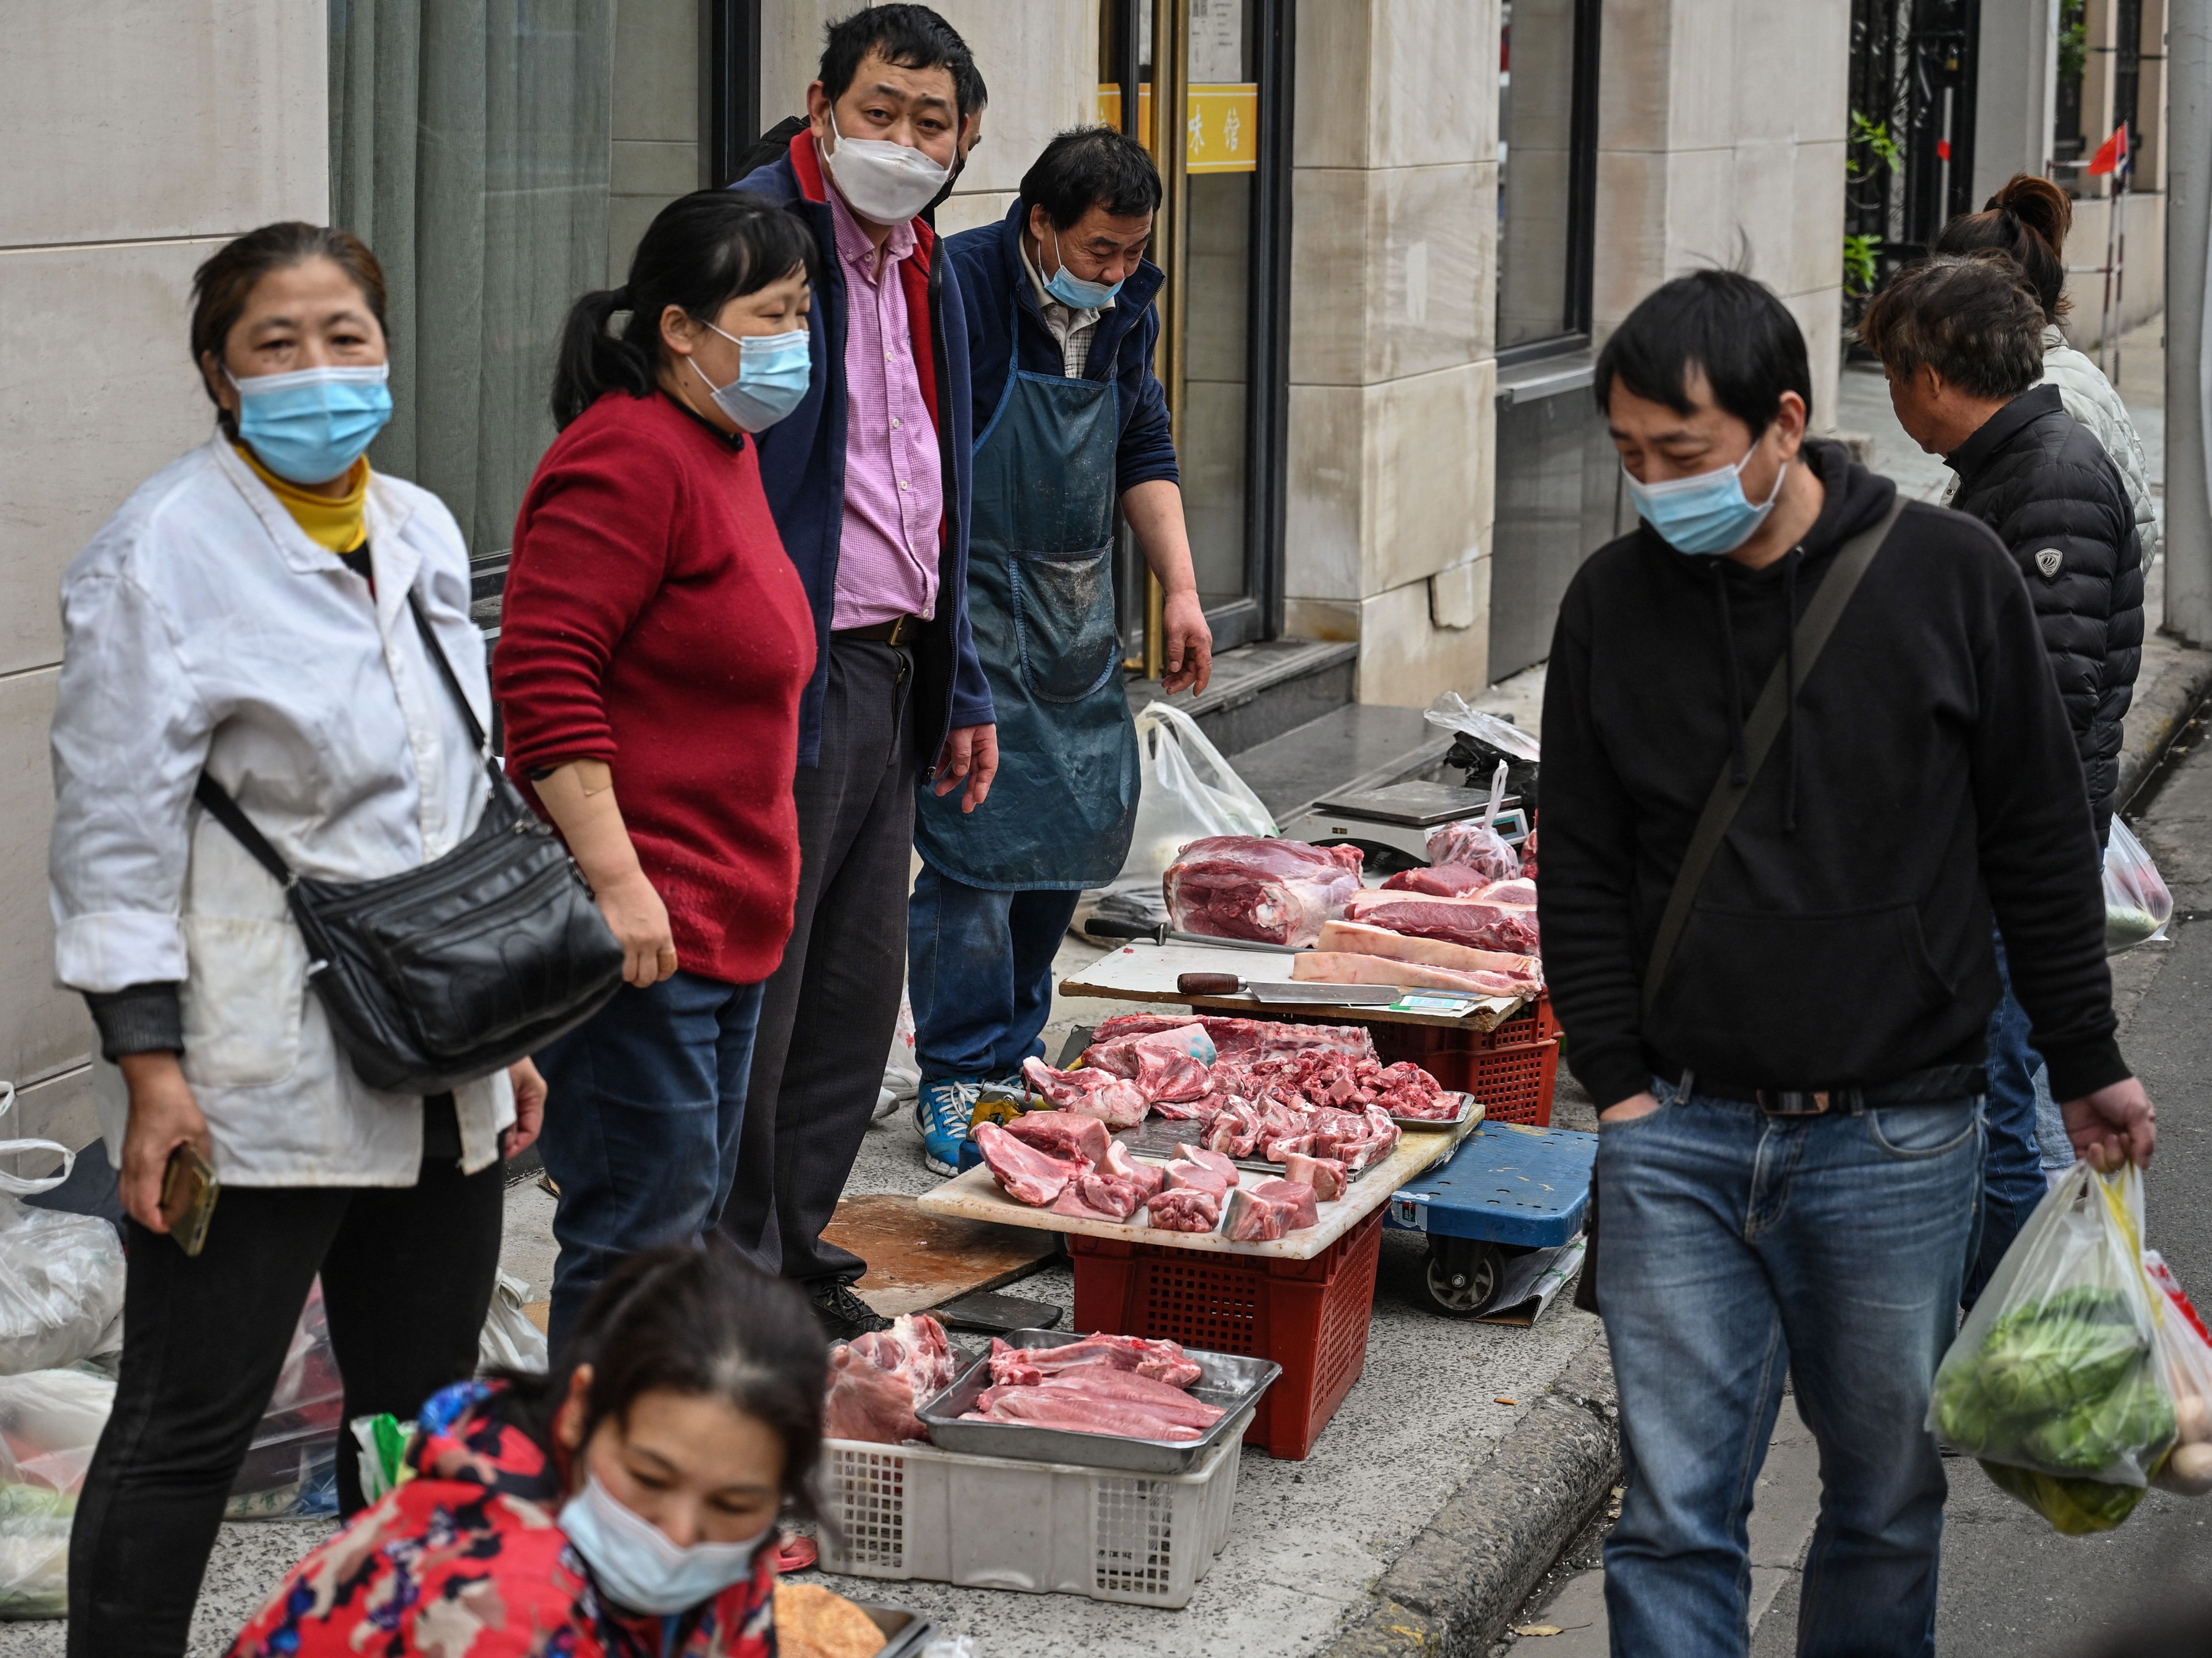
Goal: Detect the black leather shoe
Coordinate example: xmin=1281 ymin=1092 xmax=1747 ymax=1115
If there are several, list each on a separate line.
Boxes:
xmin=811 ymin=1278 xmax=893 ymax=1341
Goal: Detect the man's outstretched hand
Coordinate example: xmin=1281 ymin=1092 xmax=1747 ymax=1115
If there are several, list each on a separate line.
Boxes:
xmin=2062 ymin=1077 xmax=2157 ymax=1171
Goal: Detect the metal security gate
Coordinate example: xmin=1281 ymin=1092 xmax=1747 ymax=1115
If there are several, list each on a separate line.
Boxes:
xmin=1846 ymin=0 xmax=1981 ymax=314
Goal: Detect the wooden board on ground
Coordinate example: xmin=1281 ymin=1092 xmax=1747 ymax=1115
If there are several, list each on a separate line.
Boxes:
xmin=915 ymin=1115 xmax=1478 ymax=1261
xmin=821 ymin=1194 xmax=1059 ymax=1316
xmin=1059 ymin=940 xmax=1529 ymax=1030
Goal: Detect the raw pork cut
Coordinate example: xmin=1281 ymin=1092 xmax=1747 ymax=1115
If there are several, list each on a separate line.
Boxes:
xmin=1019 ymin=1058 xmax=1148 ymax=1129
xmin=1103 ymin=1140 xmax=1168 ymax=1202
xmin=1376 ymin=1061 xmax=1455 ymax=1119
xmin=961 ymin=1389 xmax=1203 ymax=1441
xmin=1249 ymin=1178 xmax=1319 ymax=1230
xmin=1002 ymin=1109 xmax=1112 ymax=1168
xmin=988 ymin=1334 xmax=1203 ymax=1389
xmin=1182 ymin=1145 xmax=1241 ymax=1185
xmin=1282 ymin=1151 xmax=1346 ymax=1201
xmin=1163 ymin=835 xmax=1363 ymax=948
xmin=1342 ymin=891 xmax=1541 ymax=956
xmin=1201 ymin=1097 xmax=1262 ymax=1157
xmin=1051 ymin=1171 xmax=1146 ymax=1222
xmin=1381 ymin=863 xmax=1490 ymax=896
xmin=1148 ymin=1187 xmax=1222 ymax=1231
xmin=1316 ymin=920 xmax=1541 ymax=986
xmin=975 ymin=1121 xmax=1085 ymax=1206
xmin=1164 ymin=1159 xmax=1230 ymax=1197
xmin=1478 ymin=877 xmax=1537 ymax=906
xmin=823 ymin=1313 xmax=956 ymax=1444
xmin=1291 ymin=950 xmax=1531 ymax=997
xmin=977 ymin=1368 xmax=1223 ymax=1428
xmin=1090 ymin=1014 xmax=1376 ymax=1063
xmin=1079 ymin=1025 xmax=1214 ymax=1104
xmin=1225 ymin=1184 xmax=1305 ymax=1241
xmin=1424 ymin=819 xmax=1520 ymax=882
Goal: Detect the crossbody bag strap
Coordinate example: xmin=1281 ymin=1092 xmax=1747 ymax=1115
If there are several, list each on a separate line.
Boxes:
xmin=1639 ymin=494 xmax=1908 ymax=1020
xmin=193 ymin=585 xmax=495 ymax=883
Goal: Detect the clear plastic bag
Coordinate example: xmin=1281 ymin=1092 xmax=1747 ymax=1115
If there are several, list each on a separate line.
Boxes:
xmin=226 ymin=1279 xmax=346 ymax=1520
xmin=478 ymin=1271 xmax=549 ymax=1373
xmin=2104 ymin=817 xmax=2174 ymax=953
xmin=1424 ymin=820 xmax=1520 ymax=882
xmin=2145 ymin=1250 xmax=2212 ymax=1496
xmin=0 ymin=1367 xmax=117 ymax=1618
xmin=1931 ymin=1163 xmax=2177 ymax=1532
xmin=0 ymin=1083 xmax=126 ymax=1378
xmin=1422 ymin=692 xmax=1542 ymax=760
xmin=1118 ymin=703 xmax=1276 ymax=884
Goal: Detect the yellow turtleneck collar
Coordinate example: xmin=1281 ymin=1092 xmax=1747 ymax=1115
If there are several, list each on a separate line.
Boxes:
xmin=236 ymin=445 xmax=371 ymax=555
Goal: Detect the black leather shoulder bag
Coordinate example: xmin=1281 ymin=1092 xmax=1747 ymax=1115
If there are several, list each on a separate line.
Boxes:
xmin=193 ymin=592 xmax=626 ymax=1095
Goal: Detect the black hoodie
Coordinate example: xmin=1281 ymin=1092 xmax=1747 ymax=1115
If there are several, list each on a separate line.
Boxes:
xmin=1537 ymin=440 xmax=2127 ymax=1110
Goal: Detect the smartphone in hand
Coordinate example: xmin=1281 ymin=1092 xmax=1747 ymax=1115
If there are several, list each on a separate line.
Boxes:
xmin=159 ymin=1144 xmax=219 ymax=1257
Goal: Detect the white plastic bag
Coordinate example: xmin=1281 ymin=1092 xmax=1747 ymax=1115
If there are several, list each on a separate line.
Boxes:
xmin=1118 ymin=702 xmax=1276 ymax=884
xmin=0 ymin=1366 xmax=117 ymax=1618
xmin=879 ymin=988 xmax=920 ymax=1116
xmin=2104 ymin=817 xmax=2174 ymax=953
xmin=1422 ymin=692 xmax=1542 ymax=760
xmin=0 ymin=1083 xmax=125 ymax=1378
xmin=478 ymin=1272 xmax=549 ymax=1373
xmin=1930 ymin=1163 xmax=2176 ymax=1532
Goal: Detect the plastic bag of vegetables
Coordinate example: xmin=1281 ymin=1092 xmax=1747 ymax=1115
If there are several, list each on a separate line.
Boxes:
xmin=1929 ymin=1162 xmax=2176 ymax=1532
xmin=2145 ymin=1251 xmax=2212 ymax=1497
xmin=0 ymin=1367 xmax=116 ymax=1619
xmin=2103 ymin=817 xmax=2173 ymax=952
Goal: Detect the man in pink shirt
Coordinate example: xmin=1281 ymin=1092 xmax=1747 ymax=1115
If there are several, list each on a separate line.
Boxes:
xmin=727 ymin=5 xmax=994 ymax=1340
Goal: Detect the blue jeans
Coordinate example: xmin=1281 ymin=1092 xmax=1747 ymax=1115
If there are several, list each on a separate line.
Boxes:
xmin=1969 ymin=934 xmax=2064 ymax=1306
xmin=908 ymin=865 xmax=1082 ymax=1083
xmin=1597 ymin=1078 xmax=1983 ymax=1658
xmin=536 ymin=971 xmax=765 ymax=1350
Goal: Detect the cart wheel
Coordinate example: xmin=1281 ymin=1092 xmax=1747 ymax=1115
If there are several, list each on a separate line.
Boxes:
xmin=1423 ymin=1238 xmax=1504 ymax=1316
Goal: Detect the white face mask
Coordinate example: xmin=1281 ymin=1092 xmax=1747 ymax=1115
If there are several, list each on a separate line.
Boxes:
xmin=559 ymin=1473 xmax=769 ymax=1616
xmin=821 ymin=109 xmax=951 ymax=225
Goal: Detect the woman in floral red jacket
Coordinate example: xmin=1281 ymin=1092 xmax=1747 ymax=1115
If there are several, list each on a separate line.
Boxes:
xmin=227 ymin=1248 xmax=826 ymax=1657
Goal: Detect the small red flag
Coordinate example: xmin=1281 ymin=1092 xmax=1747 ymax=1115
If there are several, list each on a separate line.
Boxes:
xmin=2088 ymin=124 xmax=2130 ymax=176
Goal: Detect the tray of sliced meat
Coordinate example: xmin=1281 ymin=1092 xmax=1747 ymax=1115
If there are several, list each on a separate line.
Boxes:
xmin=1387 ymin=1090 xmax=1481 ymax=1131
xmin=916 ymin=1330 xmax=1281 ymax=1474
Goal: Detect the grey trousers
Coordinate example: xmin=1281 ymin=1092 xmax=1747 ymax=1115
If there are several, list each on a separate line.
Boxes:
xmin=721 ymin=637 xmax=916 ymax=1284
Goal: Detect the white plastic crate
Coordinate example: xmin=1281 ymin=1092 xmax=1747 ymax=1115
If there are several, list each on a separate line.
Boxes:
xmin=816 ymin=1431 xmax=1243 ymax=1608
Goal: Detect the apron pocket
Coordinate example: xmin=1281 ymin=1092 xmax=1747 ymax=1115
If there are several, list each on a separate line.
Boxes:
xmin=1010 ymin=543 xmax=1119 ymax=703
xmin=180 ymin=915 xmax=308 ymax=1088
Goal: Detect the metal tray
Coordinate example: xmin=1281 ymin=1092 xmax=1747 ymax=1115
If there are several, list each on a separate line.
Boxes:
xmin=855 ymin=1601 xmax=938 ymax=1658
xmin=1388 ymin=1092 xmax=1482 ymax=1132
xmin=916 ymin=1328 xmax=1281 ymax=1474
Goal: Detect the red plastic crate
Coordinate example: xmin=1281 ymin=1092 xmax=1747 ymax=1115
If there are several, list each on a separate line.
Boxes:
xmin=1069 ymin=1209 xmax=1387 ymax=1460
xmin=1369 ymin=992 xmax=1560 ymax=1126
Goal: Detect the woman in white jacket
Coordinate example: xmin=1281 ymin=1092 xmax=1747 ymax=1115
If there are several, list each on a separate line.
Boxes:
xmin=1935 ymin=172 xmax=2159 ymax=563
xmin=48 ymin=223 xmax=544 ymax=1657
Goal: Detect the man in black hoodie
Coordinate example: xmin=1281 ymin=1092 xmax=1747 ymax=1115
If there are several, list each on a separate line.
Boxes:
xmin=1540 ymin=271 xmax=2156 ymax=1656
xmin=1859 ymin=251 xmax=2144 ymax=1304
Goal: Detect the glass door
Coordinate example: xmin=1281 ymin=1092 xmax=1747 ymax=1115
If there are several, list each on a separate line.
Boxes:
xmin=1100 ymin=0 xmax=1293 ymax=664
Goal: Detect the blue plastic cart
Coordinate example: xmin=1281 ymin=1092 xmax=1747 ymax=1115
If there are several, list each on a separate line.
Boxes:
xmin=1384 ymin=1121 xmax=1597 ymax=1315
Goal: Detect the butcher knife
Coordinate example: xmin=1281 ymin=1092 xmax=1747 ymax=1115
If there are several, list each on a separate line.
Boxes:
xmin=1084 ymin=918 xmax=1302 ymax=954
xmin=1175 ymin=971 xmax=1400 ymax=1006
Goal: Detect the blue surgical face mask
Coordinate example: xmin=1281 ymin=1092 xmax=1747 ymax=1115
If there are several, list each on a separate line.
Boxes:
xmin=227 ymin=363 xmax=393 ymax=485
xmin=690 ymin=323 xmax=811 ymax=432
xmin=559 ymin=1472 xmax=769 ymax=1616
xmin=1043 ymin=227 xmax=1125 ymax=310
xmin=1622 ymin=440 xmax=1784 ymax=556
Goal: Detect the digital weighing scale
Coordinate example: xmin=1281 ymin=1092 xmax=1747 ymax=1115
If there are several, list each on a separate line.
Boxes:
xmin=1277 ymin=780 xmax=1528 ymax=867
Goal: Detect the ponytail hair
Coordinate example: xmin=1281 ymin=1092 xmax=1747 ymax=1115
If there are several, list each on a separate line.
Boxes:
xmin=1934 ymin=172 xmax=2074 ymax=324
xmin=552 ymin=190 xmax=819 ymax=430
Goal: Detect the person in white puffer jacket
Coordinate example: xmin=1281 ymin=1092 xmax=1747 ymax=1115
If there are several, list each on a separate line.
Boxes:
xmin=1935 ymin=173 xmax=2160 ymax=564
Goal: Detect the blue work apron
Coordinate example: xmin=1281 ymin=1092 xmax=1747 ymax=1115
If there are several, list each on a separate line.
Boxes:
xmin=914 ymin=342 xmax=1139 ymax=890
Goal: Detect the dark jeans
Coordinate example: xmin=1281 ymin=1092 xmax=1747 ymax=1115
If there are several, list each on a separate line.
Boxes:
xmin=537 ymin=970 xmax=766 ymax=1350
xmin=1597 ymin=1077 xmax=1983 ymax=1658
xmin=1967 ymin=932 xmax=2054 ymax=1306
xmin=67 ymin=1154 xmax=502 ymax=1658
xmin=723 ymin=638 xmax=915 ymax=1286
xmin=908 ymin=864 xmax=1081 ymax=1082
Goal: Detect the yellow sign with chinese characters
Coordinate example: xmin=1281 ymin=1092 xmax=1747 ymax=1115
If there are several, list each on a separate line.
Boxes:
xmin=1094 ymin=83 xmax=1259 ymax=174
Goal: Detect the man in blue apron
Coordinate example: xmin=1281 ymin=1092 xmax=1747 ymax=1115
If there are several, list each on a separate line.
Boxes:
xmin=911 ymin=127 xmax=1213 ymax=1172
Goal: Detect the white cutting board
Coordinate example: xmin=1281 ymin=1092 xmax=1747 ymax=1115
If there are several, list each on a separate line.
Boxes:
xmin=1059 ymin=941 xmax=1528 ymax=1030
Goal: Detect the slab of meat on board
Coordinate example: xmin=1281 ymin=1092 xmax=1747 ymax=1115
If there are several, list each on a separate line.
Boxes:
xmin=1051 ymin=1171 xmax=1147 ymax=1222
xmin=1224 ymin=1184 xmax=1306 ymax=1242
xmin=1163 ymin=835 xmax=1364 ymax=948
xmin=1380 ymin=863 xmax=1491 ymax=896
xmin=975 ymin=1120 xmax=1087 ymax=1207
xmin=1282 ymin=1151 xmax=1347 ymax=1201
xmin=1291 ymin=950 xmax=1531 ymax=997
xmin=1342 ymin=890 xmax=1541 ymax=956
xmin=1078 ymin=1024 xmax=1215 ymax=1104
xmin=1102 ymin=1140 xmax=1168 ymax=1201
xmin=1148 ymin=1186 xmax=1223 ymax=1231
xmin=1001 ymin=1109 xmax=1112 ymax=1168
xmin=1019 ymin=1057 xmax=1148 ymax=1128
xmin=1316 ymin=920 xmax=1541 ymax=986
xmin=1090 ymin=1013 xmax=1377 ymax=1064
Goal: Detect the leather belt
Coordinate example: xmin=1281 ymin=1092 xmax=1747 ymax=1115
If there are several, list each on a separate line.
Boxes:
xmin=833 ymin=615 xmax=926 ymax=645
xmin=1657 ymin=1063 xmax=1987 ymax=1117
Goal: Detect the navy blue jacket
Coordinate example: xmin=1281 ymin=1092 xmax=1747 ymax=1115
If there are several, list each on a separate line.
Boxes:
xmin=732 ymin=136 xmax=992 ymax=768
xmin=947 ymin=203 xmax=1179 ymax=491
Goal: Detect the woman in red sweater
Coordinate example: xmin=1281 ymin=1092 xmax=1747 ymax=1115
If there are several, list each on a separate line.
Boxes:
xmin=495 ymin=191 xmax=819 ymax=1346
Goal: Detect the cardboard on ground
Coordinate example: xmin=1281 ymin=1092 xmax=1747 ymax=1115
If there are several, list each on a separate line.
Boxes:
xmin=917 ymin=1115 xmax=1479 ymax=1261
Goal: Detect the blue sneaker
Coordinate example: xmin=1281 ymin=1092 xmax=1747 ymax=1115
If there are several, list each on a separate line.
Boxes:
xmin=916 ymin=1079 xmax=984 ymax=1177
